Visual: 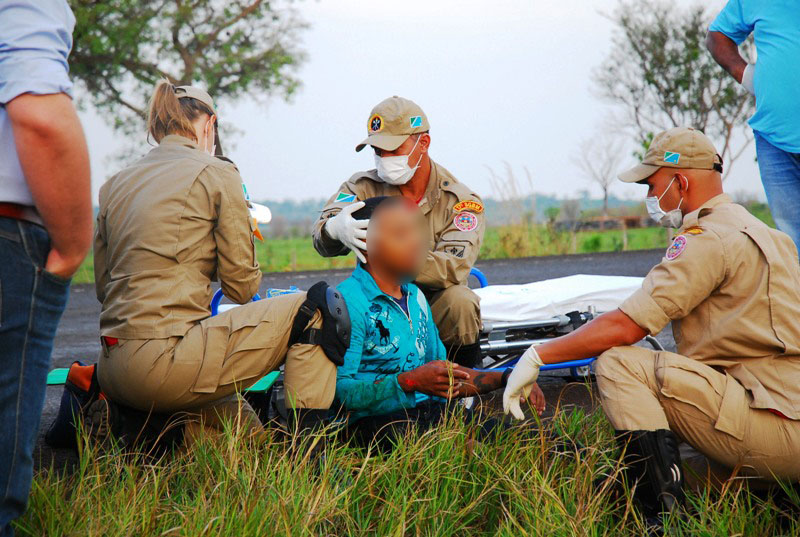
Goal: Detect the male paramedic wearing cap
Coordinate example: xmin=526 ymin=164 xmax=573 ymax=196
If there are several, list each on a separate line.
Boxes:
xmin=502 ymin=127 xmax=800 ymax=522
xmin=313 ymin=96 xmax=485 ymax=367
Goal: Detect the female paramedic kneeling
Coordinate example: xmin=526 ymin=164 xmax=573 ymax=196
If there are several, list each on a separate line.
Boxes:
xmin=93 ymin=80 xmax=349 ymax=438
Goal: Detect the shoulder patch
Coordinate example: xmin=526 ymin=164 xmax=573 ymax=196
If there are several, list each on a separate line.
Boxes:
xmin=453 ymin=200 xmax=484 ymax=214
xmin=335 ymin=192 xmax=357 ymax=203
xmin=665 ymin=235 xmax=687 ymax=260
xmin=454 ymin=212 xmax=479 ymax=232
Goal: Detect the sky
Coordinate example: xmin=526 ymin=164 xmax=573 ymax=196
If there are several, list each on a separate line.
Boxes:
xmin=78 ymin=0 xmax=762 ymax=205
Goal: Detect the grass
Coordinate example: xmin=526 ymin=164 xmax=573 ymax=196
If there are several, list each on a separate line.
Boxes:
xmin=71 ymin=226 xmax=671 ymax=285
xmin=21 ymin=402 xmax=798 ymax=536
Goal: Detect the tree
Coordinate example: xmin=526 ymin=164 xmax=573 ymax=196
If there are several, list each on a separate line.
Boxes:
xmin=69 ymin=0 xmax=307 ymax=137
xmin=573 ymin=137 xmax=623 ymax=217
xmin=594 ymin=0 xmax=754 ymax=178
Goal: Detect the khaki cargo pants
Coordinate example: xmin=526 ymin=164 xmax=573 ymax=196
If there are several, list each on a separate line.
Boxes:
xmin=596 ymin=346 xmax=800 ymax=482
xmin=425 ymin=284 xmax=481 ymax=347
xmin=97 ymin=292 xmax=337 ymax=430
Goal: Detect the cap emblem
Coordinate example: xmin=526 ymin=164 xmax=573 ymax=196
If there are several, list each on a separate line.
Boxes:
xmin=335 ymin=192 xmax=356 ymax=203
xmin=369 ymin=114 xmax=383 ymax=133
xmin=409 ymin=115 xmax=423 ymax=128
xmin=664 ymin=151 xmax=681 ymax=164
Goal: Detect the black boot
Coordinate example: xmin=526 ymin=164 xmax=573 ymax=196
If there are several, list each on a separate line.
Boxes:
xmin=286 ymin=408 xmax=330 ymax=461
xmin=616 ymin=429 xmax=685 ymax=530
xmin=448 ymin=341 xmax=482 ymax=368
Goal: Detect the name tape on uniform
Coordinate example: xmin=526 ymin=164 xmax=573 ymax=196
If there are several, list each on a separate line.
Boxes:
xmin=452 ymin=200 xmax=484 ymax=214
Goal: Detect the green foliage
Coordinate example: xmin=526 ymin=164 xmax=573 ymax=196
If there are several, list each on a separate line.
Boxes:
xmin=69 ymin=202 xmax=774 ymax=283
xmin=596 ymin=0 xmax=755 ymax=176
xmin=582 ymin=234 xmax=603 ymax=253
xmin=19 ymin=405 xmax=798 ymax=536
xmin=544 ymin=206 xmax=561 ymax=225
xmin=69 ymin=0 xmax=307 ymax=135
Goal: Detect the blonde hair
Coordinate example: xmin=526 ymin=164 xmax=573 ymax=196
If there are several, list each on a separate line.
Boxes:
xmin=146 ymin=80 xmax=214 ymax=143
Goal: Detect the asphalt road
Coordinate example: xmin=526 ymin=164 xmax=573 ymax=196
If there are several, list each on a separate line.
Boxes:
xmin=39 ymin=248 xmax=673 ymax=466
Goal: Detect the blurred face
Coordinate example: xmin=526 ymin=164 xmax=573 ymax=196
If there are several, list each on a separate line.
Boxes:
xmin=366 ymin=201 xmax=426 ymax=281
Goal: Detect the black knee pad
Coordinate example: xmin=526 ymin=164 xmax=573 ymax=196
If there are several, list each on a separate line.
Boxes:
xmin=289 ymin=282 xmax=351 ymax=366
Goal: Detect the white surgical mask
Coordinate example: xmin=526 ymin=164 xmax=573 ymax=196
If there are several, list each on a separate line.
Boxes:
xmin=374 ymin=136 xmax=422 ymax=186
xmin=645 ymin=176 xmax=684 ymax=228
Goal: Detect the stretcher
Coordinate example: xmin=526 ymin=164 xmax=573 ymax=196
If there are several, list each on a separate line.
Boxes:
xmin=472 ymin=271 xmax=664 ymax=379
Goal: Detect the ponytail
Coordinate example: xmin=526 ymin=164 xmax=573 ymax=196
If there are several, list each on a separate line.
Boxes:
xmin=147 ymin=79 xmax=213 ymax=144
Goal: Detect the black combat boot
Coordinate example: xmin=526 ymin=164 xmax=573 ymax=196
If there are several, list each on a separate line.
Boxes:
xmin=616 ymin=429 xmax=685 ymax=533
xmin=286 ymin=408 xmax=331 ymax=462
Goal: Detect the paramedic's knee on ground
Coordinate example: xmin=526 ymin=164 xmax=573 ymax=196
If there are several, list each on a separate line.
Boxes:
xmin=596 ymin=346 xmax=800 ymax=481
xmin=427 ymin=284 xmax=481 ymax=366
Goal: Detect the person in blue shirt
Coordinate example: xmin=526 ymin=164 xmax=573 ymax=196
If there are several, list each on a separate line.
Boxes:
xmin=0 ymin=2 xmax=92 ymax=535
xmin=707 ymin=0 xmax=800 ymax=250
xmin=335 ymin=196 xmax=544 ymax=450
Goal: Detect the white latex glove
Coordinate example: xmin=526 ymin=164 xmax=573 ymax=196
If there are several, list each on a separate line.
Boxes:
xmin=741 ymin=63 xmax=755 ymax=96
xmin=324 ymin=201 xmax=369 ymax=263
xmin=503 ymin=345 xmax=544 ymax=420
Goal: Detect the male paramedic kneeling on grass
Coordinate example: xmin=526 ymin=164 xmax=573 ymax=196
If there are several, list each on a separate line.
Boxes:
xmin=335 ymin=197 xmax=543 ymax=452
xmin=503 ymin=127 xmax=800 ymax=522
xmin=94 ymin=80 xmax=349 ymax=438
xmin=313 ymin=97 xmax=486 ymax=367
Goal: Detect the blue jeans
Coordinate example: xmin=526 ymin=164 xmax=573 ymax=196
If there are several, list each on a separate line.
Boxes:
xmin=755 ymin=131 xmax=800 ymax=250
xmin=0 ymin=217 xmax=70 ymax=537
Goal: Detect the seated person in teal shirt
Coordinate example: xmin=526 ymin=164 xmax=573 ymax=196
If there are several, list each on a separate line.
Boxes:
xmin=335 ymin=196 xmax=544 ymax=449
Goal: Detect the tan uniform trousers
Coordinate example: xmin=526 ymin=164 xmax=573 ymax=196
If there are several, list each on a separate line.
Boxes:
xmin=425 ymin=284 xmax=481 ymax=347
xmin=97 ymin=292 xmax=337 ymax=429
xmin=596 ymin=346 xmax=800 ymax=482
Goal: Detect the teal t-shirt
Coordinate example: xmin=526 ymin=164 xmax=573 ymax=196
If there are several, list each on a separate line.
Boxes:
xmin=335 ymin=265 xmax=447 ymax=422
xmin=710 ymin=0 xmax=800 ymax=153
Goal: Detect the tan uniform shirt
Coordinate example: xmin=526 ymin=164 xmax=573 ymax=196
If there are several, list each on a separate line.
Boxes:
xmin=94 ymin=135 xmax=261 ymax=339
xmin=620 ymin=194 xmax=800 ymax=419
xmin=313 ymin=161 xmax=485 ymax=289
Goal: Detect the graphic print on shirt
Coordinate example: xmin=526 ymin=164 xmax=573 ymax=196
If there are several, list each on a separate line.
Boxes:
xmin=364 ymin=303 xmax=401 ymax=358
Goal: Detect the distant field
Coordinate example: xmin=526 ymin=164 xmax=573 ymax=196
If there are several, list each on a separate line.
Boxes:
xmin=70 ymin=226 xmax=670 ymax=284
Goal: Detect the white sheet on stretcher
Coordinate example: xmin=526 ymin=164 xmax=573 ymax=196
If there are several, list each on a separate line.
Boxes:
xmin=475 ymin=274 xmax=644 ymax=322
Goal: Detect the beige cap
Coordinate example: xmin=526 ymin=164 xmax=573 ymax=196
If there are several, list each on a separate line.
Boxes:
xmin=355 ymin=96 xmax=430 ymax=152
xmin=618 ymin=127 xmax=722 ymax=183
xmin=175 ymin=85 xmax=216 ymax=114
